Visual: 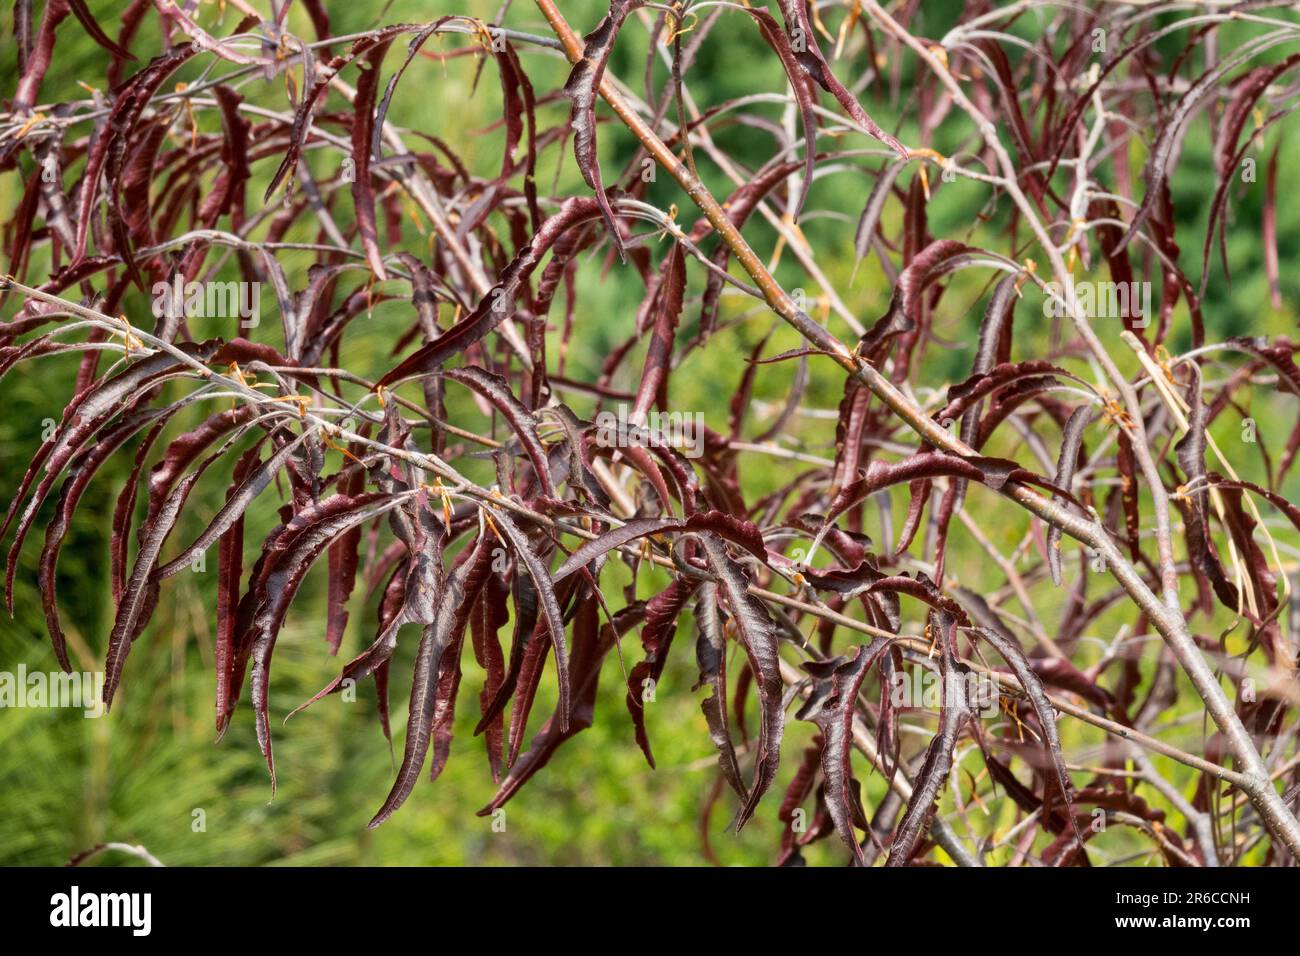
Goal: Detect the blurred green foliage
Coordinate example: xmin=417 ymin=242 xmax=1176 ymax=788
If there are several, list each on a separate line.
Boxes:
xmin=1 ymin=1 xmax=1297 ymax=866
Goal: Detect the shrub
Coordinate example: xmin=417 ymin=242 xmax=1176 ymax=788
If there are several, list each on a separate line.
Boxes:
xmin=2 ymin=0 xmax=1299 ymax=866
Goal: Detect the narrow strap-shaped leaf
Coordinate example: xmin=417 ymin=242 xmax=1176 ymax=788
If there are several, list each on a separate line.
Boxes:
xmin=630 ymin=244 xmax=685 ymax=422
xmin=350 ymin=38 xmax=393 ymax=280
xmin=886 ymin=617 xmax=969 ymax=866
xmin=694 ymin=581 xmax=747 ymax=800
xmin=975 ymin=625 xmax=1080 ymax=849
xmin=488 ymin=506 xmax=570 ymax=731
xmin=626 ymin=579 xmax=697 ymax=767
xmin=471 ymin=568 xmax=511 ymax=781
xmin=154 ymin=429 xmax=315 ymax=579
xmin=1047 ymin=406 xmax=1091 ymax=586
xmin=796 ymin=637 xmax=893 ymax=864
xmin=38 ymin=406 xmax=172 ymax=672
xmin=445 ymin=366 xmax=555 ymax=498
xmin=476 ymin=592 xmax=615 ymax=815
xmin=701 ymin=534 xmax=783 ymax=829
xmin=553 ymin=510 xmax=766 ymax=583
xmin=242 ymin=494 xmax=403 ymax=790
xmin=373 ymin=197 xmax=602 ymax=389
xmin=773 ymin=0 xmax=906 ymax=158
xmin=104 ymin=449 xmax=233 ymax=707
xmin=562 ymin=0 xmax=644 ymax=258
xmin=3 ymin=340 xmax=222 ymax=610
xmin=369 ymin=537 xmax=482 ymax=827
xmin=429 ymin=541 xmax=494 ymax=782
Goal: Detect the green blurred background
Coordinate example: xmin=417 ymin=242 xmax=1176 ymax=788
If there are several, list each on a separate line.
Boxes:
xmin=1 ymin=1 xmax=1298 ymax=866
